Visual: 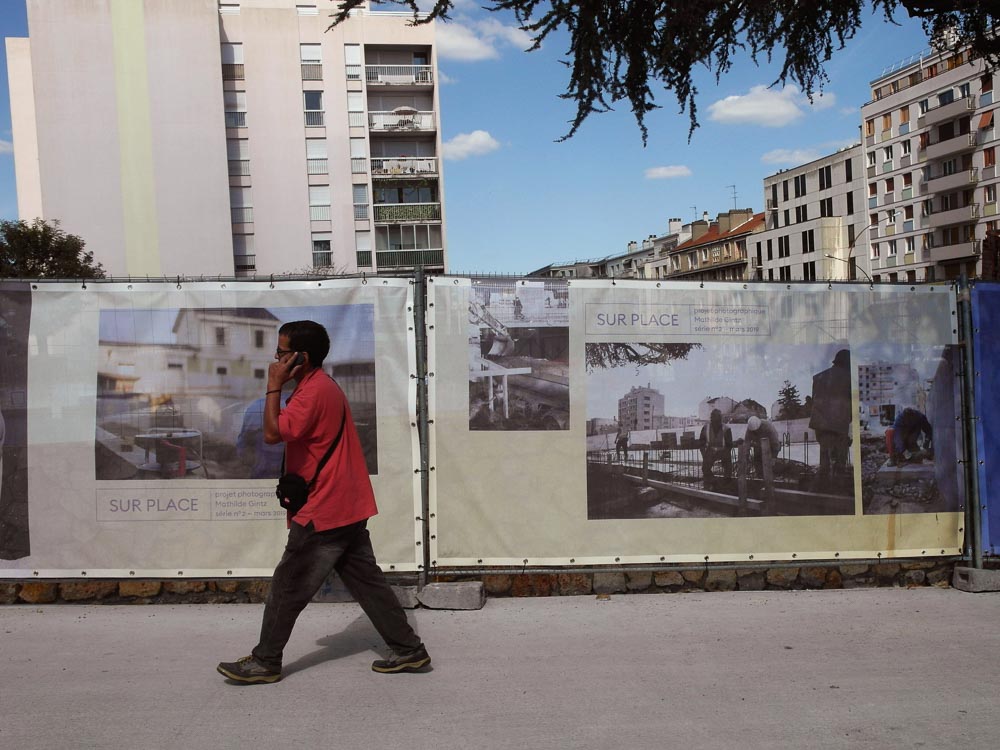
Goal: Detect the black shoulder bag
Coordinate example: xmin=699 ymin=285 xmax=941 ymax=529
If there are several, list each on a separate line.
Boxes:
xmin=275 ymin=413 xmax=346 ymax=516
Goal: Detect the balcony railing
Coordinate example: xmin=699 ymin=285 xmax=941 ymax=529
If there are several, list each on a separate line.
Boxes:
xmin=354 ymin=203 xmax=369 ymax=220
xmin=348 ymin=111 xmax=366 ymax=127
xmin=926 ymin=167 xmax=978 ymax=193
xmin=312 ymin=250 xmax=333 ymax=267
xmin=307 ymin=158 xmax=328 ymax=175
xmin=301 ymin=63 xmax=322 ymax=80
xmin=222 ymin=63 xmax=245 ymax=80
xmin=368 ymin=111 xmax=434 ymax=131
xmin=233 ymin=254 xmax=256 ymax=272
xmin=925 ymin=131 xmax=977 ymax=160
xmin=351 ymin=157 xmax=368 ymax=174
xmin=356 ymin=250 xmax=372 ymax=268
xmin=231 ymin=207 xmax=253 ymax=224
xmin=373 ymin=202 xmax=441 ymax=222
xmin=346 ymin=64 xmax=361 ymax=81
xmin=371 ymin=157 xmax=438 ymax=176
xmin=310 ymin=205 xmax=331 ymax=221
xmin=304 ymin=111 xmax=325 ymax=127
xmin=228 ymin=159 xmax=250 ymax=176
xmin=927 ymin=202 xmax=979 ymax=228
xmin=365 ymin=65 xmax=433 ymax=86
xmin=225 ymin=111 xmax=247 ymax=128
xmin=375 ymin=248 xmax=444 ymax=268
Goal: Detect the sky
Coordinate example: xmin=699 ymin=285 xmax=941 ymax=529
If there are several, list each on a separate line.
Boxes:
xmin=0 ymin=1 xmax=935 ymax=274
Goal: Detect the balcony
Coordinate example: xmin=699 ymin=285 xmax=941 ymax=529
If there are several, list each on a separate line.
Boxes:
xmin=375 ymin=248 xmax=444 ymax=268
xmin=374 ymin=202 xmax=441 ymax=222
xmin=365 ymin=65 xmax=434 ymax=86
xmin=228 ymin=159 xmax=250 ymax=176
xmin=923 ymin=94 xmax=976 ymax=125
xmin=222 ymin=63 xmax=244 ymax=80
xmin=301 ymin=63 xmax=322 ymax=80
xmin=368 ymin=110 xmax=434 ymax=132
xmin=371 ymin=157 xmax=438 ymax=177
xmin=926 ymin=167 xmax=978 ymax=193
xmin=925 ymin=131 xmax=977 ymax=161
xmin=304 ymin=111 xmax=325 ymax=127
xmin=231 ymin=207 xmax=253 ymax=224
xmin=929 ymin=239 xmax=981 ymax=262
xmin=307 ymin=158 xmax=328 ymax=175
xmin=225 ymin=111 xmax=246 ymax=128
xmin=927 ymin=202 xmax=979 ymax=228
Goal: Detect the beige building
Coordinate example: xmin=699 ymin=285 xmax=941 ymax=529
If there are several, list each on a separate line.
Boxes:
xmin=6 ymin=0 xmax=446 ymax=278
xmin=663 ymin=209 xmax=763 ymax=281
xmin=860 ymin=45 xmax=998 ymax=282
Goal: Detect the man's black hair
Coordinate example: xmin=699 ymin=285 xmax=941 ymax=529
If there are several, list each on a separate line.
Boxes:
xmin=278 ymin=320 xmax=330 ymax=367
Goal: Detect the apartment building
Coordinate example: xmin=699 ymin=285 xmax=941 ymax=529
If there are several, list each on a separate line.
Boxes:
xmin=6 ymin=0 xmax=446 ymax=277
xmin=754 ymin=146 xmax=866 ymax=282
xmin=663 ymin=209 xmax=763 ymax=281
xmin=618 ymin=385 xmax=664 ymax=432
xmin=860 ymin=45 xmax=997 ymax=282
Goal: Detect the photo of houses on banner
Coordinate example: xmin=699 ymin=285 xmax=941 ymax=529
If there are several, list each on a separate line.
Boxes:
xmin=468 ymin=279 xmax=569 ymax=430
xmin=585 ymin=342 xmax=856 ymax=519
xmin=856 ymin=343 xmax=964 ymax=515
xmin=94 ymin=305 xmax=377 ymax=481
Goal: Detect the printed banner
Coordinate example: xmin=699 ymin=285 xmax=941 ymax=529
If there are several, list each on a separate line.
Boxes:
xmin=972 ymin=282 xmax=1000 ymax=557
xmin=428 ymin=278 xmax=966 ymax=565
xmin=0 ymin=279 xmax=421 ymax=575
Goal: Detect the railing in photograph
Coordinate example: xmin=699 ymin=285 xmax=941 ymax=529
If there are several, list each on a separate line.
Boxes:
xmin=371 ymin=157 xmax=438 ymax=176
xmin=228 ymin=159 xmax=250 ymax=176
xmin=368 ymin=111 xmax=434 ymax=131
xmin=301 ymin=63 xmax=322 ymax=80
xmin=304 ymin=111 xmax=325 ymax=127
xmin=375 ymin=248 xmax=444 ymax=267
xmin=365 ymin=65 xmax=433 ymax=85
xmin=307 ymin=158 xmax=328 ymax=175
xmin=351 ymin=157 xmax=368 ymax=174
xmin=309 ymin=205 xmax=331 ymax=221
xmin=224 ymin=111 xmax=246 ymax=128
xmin=231 ymin=206 xmax=253 ymax=224
xmin=353 ymin=203 xmax=369 ymax=220
xmin=374 ymin=202 xmax=441 ymax=222
xmin=222 ymin=63 xmax=244 ymax=80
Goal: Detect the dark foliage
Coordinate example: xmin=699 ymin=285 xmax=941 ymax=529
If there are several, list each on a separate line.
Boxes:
xmin=0 ymin=219 xmax=104 ymax=279
xmin=585 ymin=342 xmax=701 ymax=371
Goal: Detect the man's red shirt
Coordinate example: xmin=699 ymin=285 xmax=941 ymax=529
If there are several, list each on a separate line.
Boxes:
xmin=278 ymin=368 xmax=377 ymax=531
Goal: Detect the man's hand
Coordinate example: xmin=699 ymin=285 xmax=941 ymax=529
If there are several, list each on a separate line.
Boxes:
xmin=268 ymin=352 xmax=305 ymax=391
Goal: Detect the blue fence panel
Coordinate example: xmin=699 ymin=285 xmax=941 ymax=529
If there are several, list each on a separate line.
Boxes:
xmin=972 ymin=282 xmax=1000 ymax=556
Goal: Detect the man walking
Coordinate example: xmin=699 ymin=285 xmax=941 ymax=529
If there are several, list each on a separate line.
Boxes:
xmin=217 ymin=320 xmax=429 ymax=684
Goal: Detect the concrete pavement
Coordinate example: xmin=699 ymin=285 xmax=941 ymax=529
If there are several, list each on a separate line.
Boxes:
xmin=2 ymin=587 xmax=999 ymax=749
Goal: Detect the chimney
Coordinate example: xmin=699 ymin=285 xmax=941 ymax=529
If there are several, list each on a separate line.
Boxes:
xmin=627 ymin=240 xmax=638 ymax=252
xmin=689 ymin=220 xmax=710 ymax=242
xmin=702 ymin=211 xmax=709 ymax=222
xmin=668 ymin=217 xmax=682 ymax=234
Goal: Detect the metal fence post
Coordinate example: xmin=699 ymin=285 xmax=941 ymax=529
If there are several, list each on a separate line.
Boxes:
xmin=958 ymin=276 xmax=983 ymax=568
xmin=413 ymin=267 xmax=432 ymax=586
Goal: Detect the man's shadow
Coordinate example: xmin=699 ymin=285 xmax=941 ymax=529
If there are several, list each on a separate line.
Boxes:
xmin=281 ymin=614 xmax=430 ymax=678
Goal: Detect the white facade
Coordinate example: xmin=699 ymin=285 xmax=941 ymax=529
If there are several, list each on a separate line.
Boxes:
xmin=754 ymin=146 xmax=866 ymax=282
xmin=861 ymin=46 xmax=998 ymax=282
xmin=6 ymin=0 xmax=446 ymax=277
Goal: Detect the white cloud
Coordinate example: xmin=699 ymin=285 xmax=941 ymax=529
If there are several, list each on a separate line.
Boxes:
xmin=436 ymin=17 xmax=533 ymax=61
xmin=443 ymin=130 xmax=500 ymax=160
xmin=645 ymin=165 xmax=692 ymax=179
xmin=0 ymin=139 xmax=13 ymax=155
xmin=760 ymin=148 xmax=822 ymax=165
xmin=708 ymin=85 xmax=837 ymax=127
xmin=438 ymin=70 xmax=457 ymax=85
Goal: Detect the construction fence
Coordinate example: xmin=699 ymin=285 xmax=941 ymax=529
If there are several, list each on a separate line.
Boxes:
xmin=0 ymin=275 xmax=994 ymax=578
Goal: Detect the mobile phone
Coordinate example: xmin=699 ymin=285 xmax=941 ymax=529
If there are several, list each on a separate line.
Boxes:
xmin=291 ymin=353 xmax=305 ymax=367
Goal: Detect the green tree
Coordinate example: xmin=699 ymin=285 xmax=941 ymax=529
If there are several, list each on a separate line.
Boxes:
xmin=0 ymin=219 xmax=104 ymax=279
xmin=776 ymin=379 xmax=803 ymax=419
xmin=331 ymin=1 xmax=999 ymax=142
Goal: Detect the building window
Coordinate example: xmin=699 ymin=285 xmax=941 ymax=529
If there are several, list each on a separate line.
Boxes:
xmin=304 ymin=91 xmax=324 ymax=126
xmin=987 ymin=184 xmax=997 ymax=204
xmin=224 ymin=91 xmax=247 ymax=128
xmin=254 ymin=330 xmax=265 ymax=348
xmin=356 ymin=230 xmax=372 ymax=268
xmin=347 ymin=91 xmax=365 ymax=127
xmin=782 ymin=180 xmax=789 ymax=201
xmin=871 ymin=243 xmax=880 ymax=259
xmin=867 ymin=151 xmax=877 ymax=167
xmin=230 ymin=186 xmax=252 ymax=224
xmin=905 ymin=236 xmax=915 ymax=254
xmin=985 ymin=147 xmax=996 ymax=168
xmin=845 ymin=159 xmax=853 ymax=182
xmin=306 ymin=138 xmax=328 ymax=174
xmin=221 ymin=43 xmax=244 ymax=80
xmin=344 ymin=43 xmax=362 ymax=81
xmin=901 ymin=140 xmax=911 ymax=156
xmin=232 ymin=234 xmax=255 ymax=273
xmin=819 ymin=165 xmax=832 ymax=190
xmin=227 ymin=138 xmax=250 ymax=176
xmin=865 ymin=119 xmax=875 ymax=137
xmin=847 ymin=192 xmax=854 ymax=215
xmin=794 ymin=204 xmax=808 ymax=223
xmin=883 ymin=145 xmax=893 ymax=162
xmin=216 ymin=366 xmax=228 ymax=376
xmin=887 ymin=239 xmax=897 ymax=256
xmin=352 ymin=183 xmax=369 ymax=220
xmin=300 ymin=44 xmax=322 ymax=79
xmin=919 ymin=98 xmax=929 ymax=114
xmin=882 ymin=113 xmax=892 ymax=132
xmin=803 ymin=261 xmax=816 ymax=281
xmin=820 ymin=197 xmax=833 ymax=217
xmin=312 ymin=234 xmax=332 ymax=267
xmin=309 ymin=185 xmax=331 ymax=221
xmin=215 ymin=327 xmax=226 ymax=346
xmin=900 ymin=106 xmax=910 ymax=124
xmin=794 ymin=174 xmax=807 ymax=198
xmin=350 ymin=137 xmax=367 ymax=173
xmin=766 ymin=239 xmax=773 ymax=261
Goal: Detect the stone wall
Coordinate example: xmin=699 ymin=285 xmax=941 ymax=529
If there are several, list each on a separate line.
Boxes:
xmin=0 ymin=559 xmax=963 ymax=605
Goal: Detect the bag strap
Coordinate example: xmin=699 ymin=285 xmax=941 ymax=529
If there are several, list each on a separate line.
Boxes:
xmin=279 ymin=399 xmax=347 ymax=489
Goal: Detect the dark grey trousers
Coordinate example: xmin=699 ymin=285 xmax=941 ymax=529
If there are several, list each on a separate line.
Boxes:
xmin=252 ymin=519 xmax=420 ymax=669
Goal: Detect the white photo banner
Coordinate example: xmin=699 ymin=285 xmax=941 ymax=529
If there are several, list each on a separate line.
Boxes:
xmin=0 ymin=279 xmax=422 ymax=576
xmin=428 ymin=278 xmax=965 ymax=566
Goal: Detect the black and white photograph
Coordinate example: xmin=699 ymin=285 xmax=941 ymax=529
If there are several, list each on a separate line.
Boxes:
xmin=585 ymin=341 xmax=856 ymax=519
xmin=857 ymin=343 xmax=964 ymax=514
xmin=468 ymin=279 xmax=569 ymax=430
xmin=95 ymin=304 xmax=378 ymax=480
xmin=0 ymin=283 xmax=31 ymax=560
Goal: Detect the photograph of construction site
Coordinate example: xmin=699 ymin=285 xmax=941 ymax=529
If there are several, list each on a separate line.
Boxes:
xmin=857 ymin=343 xmax=964 ymax=515
xmin=585 ymin=341 xmax=857 ymax=519
xmin=468 ymin=279 xmax=570 ymax=430
xmin=0 ymin=284 xmax=31 ymax=560
xmin=94 ymin=304 xmax=378 ymax=481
